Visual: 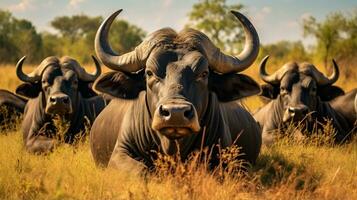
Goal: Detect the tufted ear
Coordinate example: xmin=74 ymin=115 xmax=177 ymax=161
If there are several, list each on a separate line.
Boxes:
xmin=209 ymin=72 xmax=261 ymax=102
xmin=259 ymin=84 xmax=280 ymax=100
xmin=317 ymin=85 xmax=345 ymax=101
xmin=93 ymin=71 xmax=145 ymax=99
xmin=15 ymin=82 xmax=41 ymax=98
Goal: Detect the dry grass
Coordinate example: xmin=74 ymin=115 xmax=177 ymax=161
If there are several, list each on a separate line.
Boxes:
xmin=0 ymin=62 xmax=356 ymax=200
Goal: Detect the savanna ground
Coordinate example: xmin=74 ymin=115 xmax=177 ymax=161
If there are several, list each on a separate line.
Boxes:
xmin=0 ymin=62 xmax=356 ymax=200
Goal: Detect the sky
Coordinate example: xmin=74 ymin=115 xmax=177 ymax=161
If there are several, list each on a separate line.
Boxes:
xmin=0 ymin=0 xmax=356 ymax=45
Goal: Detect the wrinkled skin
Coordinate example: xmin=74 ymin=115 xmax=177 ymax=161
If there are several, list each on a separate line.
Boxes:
xmin=16 ymin=56 xmax=108 ymax=154
xmin=0 ymin=89 xmax=27 ymax=130
xmin=254 ymin=59 xmax=355 ymax=145
xmin=90 ymin=10 xmax=262 ymax=173
xmin=91 ymin=52 xmax=262 ymax=171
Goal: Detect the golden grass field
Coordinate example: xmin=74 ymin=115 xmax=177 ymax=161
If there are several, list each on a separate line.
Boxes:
xmin=0 ymin=61 xmax=356 ymax=200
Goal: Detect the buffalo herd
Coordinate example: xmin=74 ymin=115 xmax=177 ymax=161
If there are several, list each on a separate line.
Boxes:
xmin=0 ymin=10 xmax=356 ymax=173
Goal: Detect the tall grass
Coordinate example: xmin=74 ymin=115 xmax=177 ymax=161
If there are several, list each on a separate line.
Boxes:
xmin=0 ymin=63 xmax=356 ymax=199
xmin=0 ymin=129 xmax=355 ymax=199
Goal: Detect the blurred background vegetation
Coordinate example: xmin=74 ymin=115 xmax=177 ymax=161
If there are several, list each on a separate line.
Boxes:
xmin=0 ymin=0 xmax=356 ymax=79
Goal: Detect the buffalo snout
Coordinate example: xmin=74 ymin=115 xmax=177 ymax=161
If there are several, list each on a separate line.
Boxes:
xmin=159 ymin=103 xmax=194 ymax=122
xmin=46 ymin=93 xmax=72 ymax=115
xmin=152 ymin=101 xmax=201 ymax=139
xmin=283 ymin=105 xmax=309 ymax=123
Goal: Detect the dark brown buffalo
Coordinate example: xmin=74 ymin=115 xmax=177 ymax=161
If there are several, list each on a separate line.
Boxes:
xmin=15 ymin=56 xmax=108 ymax=153
xmin=254 ymin=56 xmax=356 ymax=144
xmin=0 ymin=89 xmax=27 ymax=130
xmin=329 ymin=88 xmax=357 ymax=126
xmin=90 ymin=10 xmax=262 ymax=173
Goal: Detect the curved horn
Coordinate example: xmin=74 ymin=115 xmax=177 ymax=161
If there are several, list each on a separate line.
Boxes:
xmin=205 ymin=11 xmax=260 ymax=73
xmin=328 ymin=59 xmax=340 ymax=84
xmin=259 ymin=56 xmax=299 ymax=84
xmin=95 ymin=9 xmax=145 ymax=72
xmin=259 ymin=55 xmax=279 ymax=84
xmin=16 ymin=56 xmax=31 ymax=82
xmin=306 ymin=60 xmax=339 ymax=86
xmin=77 ymin=55 xmax=102 ymax=82
xmin=16 ymin=56 xmax=43 ymax=83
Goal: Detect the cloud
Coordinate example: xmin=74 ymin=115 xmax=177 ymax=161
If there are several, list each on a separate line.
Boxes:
xmin=7 ymin=0 xmax=34 ymax=12
xmin=251 ymin=6 xmax=272 ymax=26
xmin=262 ymin=6 xmax=272 ymax=14
xmin=68 ymin=0 xmax=85 ymax=8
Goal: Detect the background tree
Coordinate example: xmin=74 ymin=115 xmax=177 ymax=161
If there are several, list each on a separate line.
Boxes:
xmin=0 ymin=10 xmax=146 ymax=64
xmin=51 ymin=15 xmax=102 ymax=43
xmin=303 ymin=12 xmax=346 ymax=71
xmin=258 ymin=40 xmax=310 ymax=68
xmin=187 ymin=0 xmax=244 ymax=54
xmin=303 ymin=10 xmax=357 ymax=78
xmin=0 ymin=10 xmax=17 ymax=63
xmin=50 ymin=14 xmax=145 ymax=63
xmin=0 ymin=10 xmax=41 ymax=63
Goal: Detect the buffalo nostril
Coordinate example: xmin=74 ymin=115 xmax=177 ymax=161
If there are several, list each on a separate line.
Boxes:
xmin=288 ymin=107 xmax=295 ymax=113
xmin=49 ymin=97 xmax=56 ymax=103
xmin=62 ymin=97 xmax=70 ymax=104
xmin=184 ymin=106 xmax=194 ymax=120
xmin=159 ymin=105 xmax=170 ymax=117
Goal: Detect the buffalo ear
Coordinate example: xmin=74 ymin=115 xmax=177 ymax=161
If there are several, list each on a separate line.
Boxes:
xmin=260 ymin=84 xmax=280 ymax=100
xmin=93 ymin=71 xmax=145 ymax=99
xmin=318 ymin=85 xmax=345 ymax=101
xmin=15 ymin=83 xmax=41 ymax=98
xmin=209 ymin=72 xmax=261 ymax=102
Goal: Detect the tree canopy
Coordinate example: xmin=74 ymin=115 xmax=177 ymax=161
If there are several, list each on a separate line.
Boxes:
xmin=0 ymin=9 xmax=146 ymax=64
xmin=0 ymin=6 xmax=356 ymax=80
xmin=187 ymin=0 xmax=244 ymax=54
xmin=0 ymin=10 xmax=42 ymax=63
xmin=303 ymin=10 xmax=357 ymax=77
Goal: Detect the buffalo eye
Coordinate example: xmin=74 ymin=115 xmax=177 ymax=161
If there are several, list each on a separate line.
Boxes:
xmin=42 ymin=80 xmax=49 ymax=90
xmin=146 ymin=70 xmax=153 ymax=77
xmin=72 ymin=79 xmax=78 ymax=88
xmin=310 ymin=86 xmax=317 ymax=95
xmin=280 ymin=86 xmax=288 ymax=95
xmin=196 ymin=71 xmax=208 ymax=80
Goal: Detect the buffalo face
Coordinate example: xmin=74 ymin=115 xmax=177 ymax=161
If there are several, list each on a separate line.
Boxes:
xmin=277 ymin=71 xmax=317 ymax=122
xmin=41 ymin=68 xmax=78 ymax=115
xmin=93 ymin=10 xmax=261 ymax=140
xmin=15 ymin=56 xmax=101 ymax=116
xmin=146 ymin=49 xmax=208 ymax=139
xmin=259 ymin=56 xmax=344 ymax=125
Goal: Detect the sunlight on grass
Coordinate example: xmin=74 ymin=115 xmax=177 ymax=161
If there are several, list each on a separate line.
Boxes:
xmin=0 ymin=129 xmax=356 ymax=199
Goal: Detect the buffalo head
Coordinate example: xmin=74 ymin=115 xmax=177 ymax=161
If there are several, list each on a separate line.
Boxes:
xmin=93 ymin=10 xmax=260 ymax=139
xmin=259 ymin=56 xmax=344 ymax=124
xmin=15 ymin=56 xmax=101 ymax=115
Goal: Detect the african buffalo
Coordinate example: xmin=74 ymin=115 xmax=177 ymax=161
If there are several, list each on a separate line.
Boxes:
xmin=254 ymin=56 xmax=356 ymax=144
xmin=90 ymin=10 xmax=262 ymax=173
xmin=15 ymin=56 xmax=108 ymax=153
xmin=329 ymin=88 xmax=357 ymax=126
xmin=0 ymin=89 xmax=27 ymax=130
